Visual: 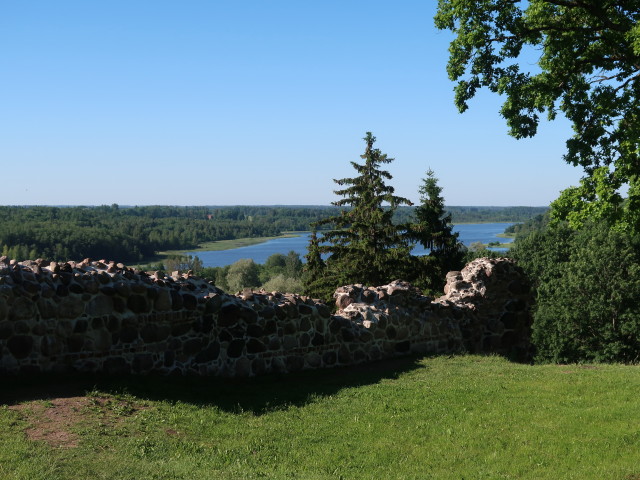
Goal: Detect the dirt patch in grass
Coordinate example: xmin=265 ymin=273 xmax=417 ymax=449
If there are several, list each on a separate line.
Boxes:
xmin=10 ymin=396 xmax=90 ymax=448
xmin=8 ymin=394 xmax=144 ymax=449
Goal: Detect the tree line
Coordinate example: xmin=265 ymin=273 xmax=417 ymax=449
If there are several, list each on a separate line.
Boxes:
xmin=0 ymin=205 xmax=332 ymax=263
xmin=0 ymin=204 xmax=541 ymax=265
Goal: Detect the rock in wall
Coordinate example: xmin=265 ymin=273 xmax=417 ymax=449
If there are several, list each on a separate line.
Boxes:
xmin=0 ymin=256 xmax=532 ymax=376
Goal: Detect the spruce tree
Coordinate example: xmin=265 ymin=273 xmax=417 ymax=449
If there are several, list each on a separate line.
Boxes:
xmin=308 ymin=132 xmax=412 ymax=297
xmin=302 ymin=229 xmax=328 ymax=299
xmin=407 ymin=169 xmax=463 ymax=292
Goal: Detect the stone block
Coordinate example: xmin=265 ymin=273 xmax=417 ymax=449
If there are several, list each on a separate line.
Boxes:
xmin=235 ymin=357 xmax=252 ymax=377
xmin=252 ymin=358 xmax=267 ymax=376
xmin=183 ymin=338 xmax=204 ymax=356
xmin=0 ymin=297 xmax=7 ymax=320
xmin=181 ymin=293 xmax=197 ymax=311
xmin=246 ymin=338 xmax=266 ymax=354
xmin=10 ymin=297 xmax=36 ymax=321
xmin=103 ymin=357 xmax=129 ymax=375
xmin=337 ymin=346 xmax=351 ymax=364
xmin=132 ymin=353 xmax=154 ymax=373
xmin=282 ymin=335 xmax=298 ymax=351
xmin=286 ymin=355 xmax=305 ymax=372
xmin=127 ymin=295 xmax=149 ymax=314
xmin=8 ymin=335 xmax=33 ymax=359
xmin=154 ymin=290 xmax=172 ymax=311
xmin=227 ymin=339 xmax=245 ymax=358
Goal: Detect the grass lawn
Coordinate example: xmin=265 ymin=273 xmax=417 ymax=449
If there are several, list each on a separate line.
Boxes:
xmin=1 ymin=355 xmax=639 ymax=479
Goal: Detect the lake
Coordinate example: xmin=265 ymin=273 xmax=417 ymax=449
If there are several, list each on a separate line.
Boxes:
xmin=188 ymin=223 xmax=513 ymax=268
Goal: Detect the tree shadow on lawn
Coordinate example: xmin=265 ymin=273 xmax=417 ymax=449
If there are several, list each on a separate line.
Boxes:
xmin=1 ymin=355 xmax=427 ymax=415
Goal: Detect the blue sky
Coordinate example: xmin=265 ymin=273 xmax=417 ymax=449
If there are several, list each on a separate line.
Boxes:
xmin=1 ymin=1 xmax=582 ymax=206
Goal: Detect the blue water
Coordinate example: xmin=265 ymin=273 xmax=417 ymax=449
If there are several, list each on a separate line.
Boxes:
xmin=188 ymin=223 xmax=513 ymax=268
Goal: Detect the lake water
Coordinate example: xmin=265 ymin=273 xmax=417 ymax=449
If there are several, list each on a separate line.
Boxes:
xmin=188 ymin=223 xmax=513 ymax=268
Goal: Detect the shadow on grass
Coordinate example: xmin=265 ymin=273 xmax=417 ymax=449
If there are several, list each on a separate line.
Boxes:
xmin=1 ymin=355 xmax=427 ymax=415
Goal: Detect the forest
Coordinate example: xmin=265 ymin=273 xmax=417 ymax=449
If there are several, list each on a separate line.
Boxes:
xmin=0 ymin=204 xmax=542 ymax=264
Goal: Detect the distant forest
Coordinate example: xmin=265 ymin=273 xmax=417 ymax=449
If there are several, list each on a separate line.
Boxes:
xmin=402 ymin=206 xmax=548 ymax=224
xmin=0 ymin=205 xmax=547 ymax=263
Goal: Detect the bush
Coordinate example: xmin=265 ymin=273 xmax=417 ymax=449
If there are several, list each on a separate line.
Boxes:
xmin=226 ymin=259 xmax=260 ymax=292
xmin=512 ymin=222 xmax=640 ymax=363
xmin=261 ymin=274 xmax=303 ymax=294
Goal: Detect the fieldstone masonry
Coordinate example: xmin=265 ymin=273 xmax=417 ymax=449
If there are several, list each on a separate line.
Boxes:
xmin=0 ymin=256 xmax=532 ymax=376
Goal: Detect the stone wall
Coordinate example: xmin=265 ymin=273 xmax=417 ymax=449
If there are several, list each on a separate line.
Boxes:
xmin=0 ymin=256 xmax=532 ymax=376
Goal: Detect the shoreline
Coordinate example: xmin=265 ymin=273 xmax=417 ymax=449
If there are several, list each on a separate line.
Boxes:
xmin=133 ymin=233 xmax=303 ymax=268
xmin=135 ymin=223 xmax=516 ymax=268
xmin=165 ymin=233 xmax=303 ymax=256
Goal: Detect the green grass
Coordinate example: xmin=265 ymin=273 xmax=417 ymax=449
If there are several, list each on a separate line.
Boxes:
xmin=2 ymin=355 xmax=640 ymax=479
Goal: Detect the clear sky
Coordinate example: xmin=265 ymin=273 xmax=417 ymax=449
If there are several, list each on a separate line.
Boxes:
xmin=1 ymin=1 xmax=583 ymax=207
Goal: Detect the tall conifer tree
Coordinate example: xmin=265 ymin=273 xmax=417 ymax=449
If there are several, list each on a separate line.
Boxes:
xmin=302 ymin=229 xmax=328 ymax=298
xmin=411 ymin=169 xmax=459 ymax=253
xmin=307 ymin=132 xmax=412 ymax=298
xmin=406 ymin=169 xmax=463 ymax=292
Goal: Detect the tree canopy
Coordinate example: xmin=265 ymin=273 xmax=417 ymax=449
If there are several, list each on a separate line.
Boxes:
xmin=435 ymin=0 xmax=640 ymax=230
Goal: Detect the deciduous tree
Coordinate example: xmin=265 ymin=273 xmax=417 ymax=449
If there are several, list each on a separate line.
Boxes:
xmin=226 ymin=258 xmax=260 ymax=292
xmin=435 ymin=0 xmax=640 ymax=229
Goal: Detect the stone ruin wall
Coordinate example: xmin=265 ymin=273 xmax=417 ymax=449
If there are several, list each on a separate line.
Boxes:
xmin=0 ymin=257 xmax=533 ymax=377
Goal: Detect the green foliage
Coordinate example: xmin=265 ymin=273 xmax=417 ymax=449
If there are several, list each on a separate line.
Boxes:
xmin=214 ymin=267 xmax=230 ymax=291
xmin=0 ymin=205 xmax=547 ymax=266
xmin=164 ymin=255 xmax=203 ymax=275
xmin=512 ymin=222 xmax=640 ymax=363
xmin=225 ymin=258 xmax=260 ymax=292
xmin=393 ymin=205 xmax=548 ymax=226
xmin=406 ymin=169 xmax=465 ymax=292
xmin=441 ymin=205 xmax=548 ymax=224
xmin=258 ymin=252 xmax=304 ymax=294
xmin=462 ymin=245 xmax=503 ymax=264
xmin=259 ymin=253 xmax=287 ymax=284
xmin=261 ymin=274 xmax=303 ymax=294
xmin=308 ymin=133 xmax=412 ymax=299
xmin=198 ymin=253 xmax=305 ymax=295
xmin=0 ymin=205 xmax=343 ymax=263
xmin=302 ymin=230 xmax=329 ymax=299
xmin=550 ymin=166 xmax=638 ymax=232
xmin=504 ymin=211 xmax=550 ymax=237
xmin=410 ymin=169 xmax=459 ymax=252
xmin=435 ymin=0 xmax=640 ymax=230
xmin=284 ymin=250 xmax=303 ymax=279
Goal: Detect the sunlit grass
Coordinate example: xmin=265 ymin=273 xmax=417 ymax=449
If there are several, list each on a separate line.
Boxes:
xmin=2 ymin=355 xmax=640 ymax=479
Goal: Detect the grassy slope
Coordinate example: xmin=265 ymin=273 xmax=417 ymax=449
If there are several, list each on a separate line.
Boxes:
xmin=1 ymin=355 xmax=639 ymax=480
